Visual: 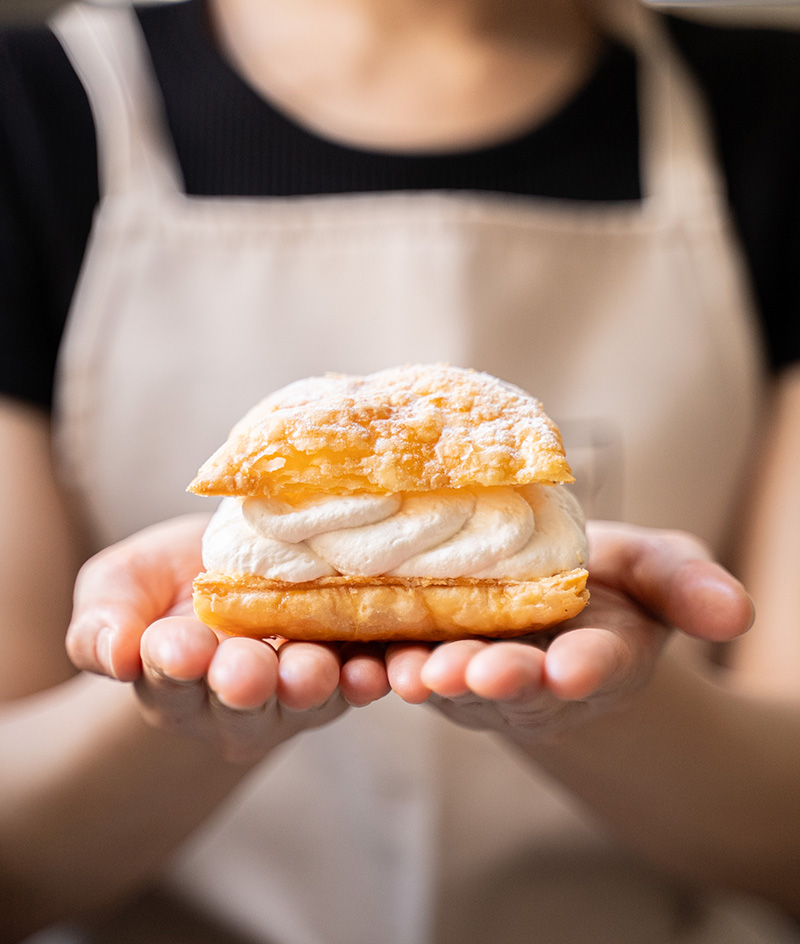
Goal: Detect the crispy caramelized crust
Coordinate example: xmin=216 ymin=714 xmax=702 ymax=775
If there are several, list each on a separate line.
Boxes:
xmin=188 ymin=364 xmax=573 ymax=499
xmin=192 ymin=569 xmax=589 ymax=642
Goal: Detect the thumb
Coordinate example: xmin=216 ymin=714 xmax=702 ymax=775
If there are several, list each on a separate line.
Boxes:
xmin=66 ymin=515 xmax=209 ymax=680
xmin=586 ymin=521 xmax=755 ymax=643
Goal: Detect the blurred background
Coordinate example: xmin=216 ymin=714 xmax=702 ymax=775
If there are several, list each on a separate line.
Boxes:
xmin=0 ymin=0 xmax=800 ymax=25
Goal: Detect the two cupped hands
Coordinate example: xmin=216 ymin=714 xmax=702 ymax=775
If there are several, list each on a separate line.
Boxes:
xmin=66 ymin=514 xmax=754 ymax=764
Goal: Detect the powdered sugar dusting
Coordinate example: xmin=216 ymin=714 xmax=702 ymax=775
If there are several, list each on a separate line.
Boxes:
xmin=190 ymin=364 xmax=573 ymax=497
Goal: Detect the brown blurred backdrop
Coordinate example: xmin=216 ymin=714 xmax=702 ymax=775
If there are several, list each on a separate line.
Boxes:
xmin=0 ymin=0 xmax=800 ymax=26
xmin=0 ymin=0 xmax=61 ymax=21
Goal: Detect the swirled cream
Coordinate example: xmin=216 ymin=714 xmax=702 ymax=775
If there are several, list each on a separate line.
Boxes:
xmin=202 ymin=484 xmax=587 ymax=582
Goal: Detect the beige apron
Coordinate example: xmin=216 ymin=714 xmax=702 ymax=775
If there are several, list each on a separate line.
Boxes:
xmin=51 ymin=2 xmax=790 ymax=943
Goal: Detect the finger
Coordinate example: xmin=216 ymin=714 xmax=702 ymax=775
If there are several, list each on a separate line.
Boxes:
xmin=385 ymin=643 xmax=435 ymax=704
xmin=462 ymin=642 xmax=546 ymax=702
xmin=67 ymin=515 xmax=209 ymax=680
xmin=544 ymin=626 xmax=637 ymax=701
xmin=136 ymin=616 xmax=218 ymax=730
xmin=339 ymin=644 xmax=390 ymax=707
xmin=207 ymin=696 xmax=284 ymax=765
xmin=663 ymin=558 xmax=754 ymax=641
xmin=207 ymin=637 xmax=280 ymax=710
xmin=141 ymin=615 xmax=218 ymax=681
xmin=205 ymin=642 xmax=282 ymax=765
xmin=419 ymin=639 xmax=488 ymax=698
xmin=68 ymin=551 xmax=161 ymax=681
xmin=276 ymin=642 xmax=342 ymax=710
xmin=586 ymin=522 xmax=754 ymax=642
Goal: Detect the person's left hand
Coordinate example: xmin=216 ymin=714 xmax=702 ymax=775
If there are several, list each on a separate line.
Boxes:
xmin=66 ymin=514 xmax=391 ymax=763
xmin=385 ymin=521 xmax=754 ymax=743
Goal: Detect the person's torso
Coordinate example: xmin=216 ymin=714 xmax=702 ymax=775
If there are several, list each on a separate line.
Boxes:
xmin=49 ymin=3 xmax=774 ymax=943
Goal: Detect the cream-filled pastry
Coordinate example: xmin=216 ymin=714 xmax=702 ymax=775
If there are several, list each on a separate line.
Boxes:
xmin=188 ymin=364 xmax=589 ymax=641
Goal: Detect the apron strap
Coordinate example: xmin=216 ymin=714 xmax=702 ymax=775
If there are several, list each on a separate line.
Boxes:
xmin=51 ymin=0 xmax=726 ymax=220
xmin=600 ymin=0 xmax=727 ymax=220
xmin=51 ymin=1 xmax=184 ymax=201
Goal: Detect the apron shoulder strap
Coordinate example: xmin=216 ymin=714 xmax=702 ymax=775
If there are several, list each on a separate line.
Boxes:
xmin=51 ymin=1 xmax=183 ymax=200
xmin=599 ymin=0 xmax=727 ymax=219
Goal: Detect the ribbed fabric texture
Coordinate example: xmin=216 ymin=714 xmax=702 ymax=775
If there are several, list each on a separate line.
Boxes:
xmin=138 ymin=0 xmax=641 ymax=200
xmin=2 ymin=0 xmax=800 ymax=410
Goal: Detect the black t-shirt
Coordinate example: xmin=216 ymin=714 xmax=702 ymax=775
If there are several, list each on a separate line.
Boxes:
xmin=2 ymin=0 xmax=800 ymax=409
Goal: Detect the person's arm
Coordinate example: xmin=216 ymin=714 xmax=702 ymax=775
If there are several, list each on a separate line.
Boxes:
xmin=729 ymin=362 xmax=800 ymax=696
xmin=389 ymin=496 xmax=800 ymax=915
xmin=529 ymin=638 xmax=800 ymax=918
xmin=0 ymin=398 xmax=388 ymax=940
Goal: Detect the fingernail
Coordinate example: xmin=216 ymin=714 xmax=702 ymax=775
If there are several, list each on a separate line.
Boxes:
xmin=746 ymin=595 xmax=756 ymax=632
xmin=142 ymin=633 xmax=180 ymax=678
xmin=208 ymin=687 xmax=236 ymax=711
xmin=209 ymin=687 xmax=270 ymax=713
xmin=96 ymin=627 xmax=117 ymax=679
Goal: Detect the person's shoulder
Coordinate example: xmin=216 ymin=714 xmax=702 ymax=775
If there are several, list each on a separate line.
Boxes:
xmin=136 ymin=0 xmax=206 ymax=48
xmin=0 ymin=17 xmax=88 ymax=130
xmin=0 ymin=1 xmax=189 ymax=92
xmin=664 ymin=13 xmax=800 ymax=200
xmin=0 ymin=17 xmax=68 ymax=79
xmin=0 ymin=13 xmax=96 ymax=187
xmin=665 ymin=10 xmax=800 ymax=63
xmin=665 ymin=14 xmax=800 ymax=127
xmin=0 ymin=14 xmax=99 ymax=412
xmin=663 ymin=15 xmax=800 ymax=374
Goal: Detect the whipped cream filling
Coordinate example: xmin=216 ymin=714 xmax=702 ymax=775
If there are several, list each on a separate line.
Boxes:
xmin=307 ymin=490 xmax=475 ymax=576
xmin=389 ymin=488 xmax=533 ymax=578
xmin=203 ymin=484 xmax=587 ymax=582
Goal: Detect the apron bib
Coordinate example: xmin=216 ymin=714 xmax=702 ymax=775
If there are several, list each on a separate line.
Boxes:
xmin=52 ymin=3 xmax=771 ymax=943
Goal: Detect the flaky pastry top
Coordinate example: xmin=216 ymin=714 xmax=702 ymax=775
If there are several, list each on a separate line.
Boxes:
xmin=189 ymin=364 xmax=573 ymax=498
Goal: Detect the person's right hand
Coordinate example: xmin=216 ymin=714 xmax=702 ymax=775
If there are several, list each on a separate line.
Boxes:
xmin=66 ymin=514 xmax=390 ymax=763
xmin=385 ymin=521 xmax=754 ymax=744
